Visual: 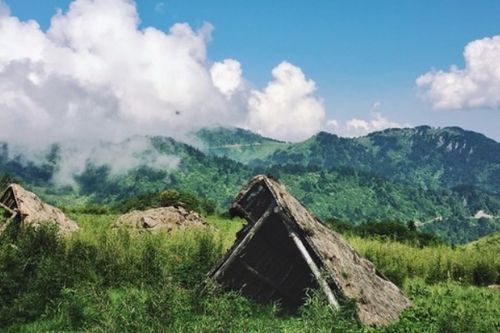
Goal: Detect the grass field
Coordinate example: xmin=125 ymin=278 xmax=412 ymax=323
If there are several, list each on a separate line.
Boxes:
xmin=0 ymin=213 xmax=498 ymax=332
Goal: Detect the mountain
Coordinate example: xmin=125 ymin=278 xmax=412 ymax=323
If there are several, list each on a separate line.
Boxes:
xmin=256 ymin=126 xmax=500 ymax=194
xmin=1 ymin=126 xmax=499 ymax=243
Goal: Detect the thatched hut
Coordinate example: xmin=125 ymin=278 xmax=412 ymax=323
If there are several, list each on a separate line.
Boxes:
xmin=0 ymin=184 xmax=79 ymax=235
xmin=209 ymin=175 xmax=410 ymax=327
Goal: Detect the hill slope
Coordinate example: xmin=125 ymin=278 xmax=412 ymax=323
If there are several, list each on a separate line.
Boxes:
xmin=1 ymin=126 xmax=500 ymax=243
xmin=255 ymin=126 xmax=500 ymax=194
xmin=194 ymin=127 xmax=287 ymax=164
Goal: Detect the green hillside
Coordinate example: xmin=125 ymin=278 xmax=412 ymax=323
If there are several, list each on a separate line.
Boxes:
xmin=194 ymin=127 xmax=288 ymax=165
xmin=1 ymin=126 xmax=500 ymax=243
xmin=259 ymin=126 xmax=500 ymax=194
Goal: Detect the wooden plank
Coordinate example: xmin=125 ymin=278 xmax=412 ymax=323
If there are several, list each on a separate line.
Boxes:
xmin=278 ymin=211 xmax=340 ymax=311
xmin=0 ymin=201 xmax=16 ymax=216
xmin=212 ymin=203 xmax=275 ymax=280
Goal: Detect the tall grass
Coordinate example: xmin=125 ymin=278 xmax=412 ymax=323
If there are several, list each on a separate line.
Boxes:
xmin=348 ymin=236 xmax=500 ymax=286
xmin=0 ymin=214 xmax=498 ymax=332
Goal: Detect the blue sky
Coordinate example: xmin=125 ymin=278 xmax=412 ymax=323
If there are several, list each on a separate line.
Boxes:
xmin=3 ymin=0 xmax=500 ymax=141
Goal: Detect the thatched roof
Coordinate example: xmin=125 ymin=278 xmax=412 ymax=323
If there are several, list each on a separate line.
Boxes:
xmin=210 ymin=175 xmax=410 ymax=327
xmin=113 ymin=206 xmax=207 ymax=233
xmin=0 ymin=184 xmax=79 ymax=235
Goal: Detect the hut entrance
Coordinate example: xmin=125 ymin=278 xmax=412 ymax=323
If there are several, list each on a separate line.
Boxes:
xmin=216 ymin=209 xmax=318 ymax=310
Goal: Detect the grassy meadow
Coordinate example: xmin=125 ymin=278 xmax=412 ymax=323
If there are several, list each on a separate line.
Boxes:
xmin=0 ymin=213 xmax=498 ymax=332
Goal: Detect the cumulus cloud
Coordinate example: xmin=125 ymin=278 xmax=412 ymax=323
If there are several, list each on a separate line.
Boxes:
xmin=0 ymin=0 xmax=324 ymax=146
xmin=417 ymin=35 xmax=500 ymax=109
xmin=246 ymin=61 xmax=326 ymax=142
xmin=210 ymin=59 xmax=243 ymax=98
xmin=0 ymin=0 xmax=240 ymax=147
xmin=0 ymin=0 xmax=330 ymax=185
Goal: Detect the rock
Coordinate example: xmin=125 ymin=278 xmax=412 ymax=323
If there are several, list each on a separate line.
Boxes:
xmin=113 ymin=206 xmax=207 ymax=233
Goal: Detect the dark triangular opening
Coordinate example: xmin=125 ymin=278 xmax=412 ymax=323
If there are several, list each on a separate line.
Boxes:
xmin=214 ymin=210 xmax=318 ymax=311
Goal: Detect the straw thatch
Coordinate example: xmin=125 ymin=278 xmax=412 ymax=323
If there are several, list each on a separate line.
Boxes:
xmin=0 ymin=184 xmax=79 ymax=235
xmin=209 ymin=175 xmax=410 ymax=327
xmin=113 ymin=206 xmax=207 ymax=233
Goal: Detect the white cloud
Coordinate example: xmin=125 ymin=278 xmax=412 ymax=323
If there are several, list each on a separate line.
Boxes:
xmin=0 ymin=0 xmax=333 ymax=184
xmin=0 ymin=0 xmax=236 ymax=147
xmin=53 ymin=137 xmax=180 ymax=187
xmin=345 ymin=112 xmax=404 ymax=136
xmin=210 ymin=59 xmax=243 ymax=98
xmin=0 ymin=0 xmax=324 ymax=146
xmin=417 ymin=35 xmax=500 ymax=110
xmin=324 ymin=104 xmax=405 ymax=137
xmin=346 ymin=118 xmax=371 ymax=133
xmin=246 ymin=61 xmax=325 ymax=142
xmin=325 ymin=119 xmax=339 ymax=130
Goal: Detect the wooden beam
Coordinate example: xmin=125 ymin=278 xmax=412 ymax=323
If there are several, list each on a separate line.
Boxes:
xmin=0 ymin=201 xmax=15 ymax=216
xmin=212 ymin=203 xmax=275 ymax=280
xmin=231 ymin=203 xmax=256 ymax=224
xmin=278 ymin=211 xmax=340 ymax=311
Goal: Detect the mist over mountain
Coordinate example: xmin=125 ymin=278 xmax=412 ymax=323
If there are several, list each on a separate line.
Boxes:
xmin=1 ymin=125 xmax=499 ymax=243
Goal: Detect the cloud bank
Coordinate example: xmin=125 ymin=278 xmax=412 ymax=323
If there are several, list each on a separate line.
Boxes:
xmin=417 ymin=35 xmax=500 ymax=110
xmin=0 ymin=0 xmax=326 ymax=146
xmin=0 ymin=0 xmax=405 ymax=187
xmin=0 ymin=0 xmax=234 ymax=146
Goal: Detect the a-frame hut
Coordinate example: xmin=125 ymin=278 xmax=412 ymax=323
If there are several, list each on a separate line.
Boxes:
xmin=0 ymin=184 xmax=79 ymax=235
xmin=209 ymin=175 xmax=410 ymax=327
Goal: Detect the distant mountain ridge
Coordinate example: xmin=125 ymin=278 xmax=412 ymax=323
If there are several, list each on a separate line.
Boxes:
xmin=199 ymin=126 xmax=500 ymax=195
xmin=0 ymin=125 xmax=499 ymax=243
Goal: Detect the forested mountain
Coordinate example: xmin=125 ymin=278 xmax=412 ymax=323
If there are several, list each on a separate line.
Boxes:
xmin=251 ymin=126 xmax=500 ymax=194
xmin=1 ymin=126 xmax=499 ymax=243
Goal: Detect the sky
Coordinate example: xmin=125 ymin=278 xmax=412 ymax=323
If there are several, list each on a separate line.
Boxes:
xmin=1 ymin=0 xmax=500 ymax=142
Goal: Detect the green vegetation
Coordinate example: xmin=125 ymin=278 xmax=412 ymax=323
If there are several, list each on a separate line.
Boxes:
xmin=2 ymin=126 xmax=500 ymax=244
xmin=195 ymin=127 xmax=288 ymax=165
xmin=114 ymin=188 xmax=218 ymax=214
xmin=263 ymin=126 xmax=500 ymax=194
xmin=0 ymin=213 xmax=498 ymax=332
xmin=328 ymin=219 xmax=443 ymax=247
xmin=348 ymin=236 xmax=499 ymax=287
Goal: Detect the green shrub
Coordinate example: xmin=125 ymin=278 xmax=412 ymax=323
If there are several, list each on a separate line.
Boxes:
xmin=0 ymin=224 xmax=66 ymax=327
xmin=472 ymin=262 xmax=499 ymax=286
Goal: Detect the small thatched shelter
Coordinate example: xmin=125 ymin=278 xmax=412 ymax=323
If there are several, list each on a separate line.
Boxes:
xmin=0 ymin=184 xmax=79 ymax=235
xmin=113 ymin=206 xmax=207 ymax=233
xmin=209 ymin=175 xmax=410 ymax=327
